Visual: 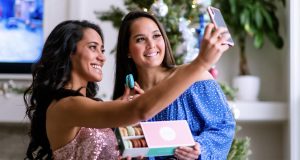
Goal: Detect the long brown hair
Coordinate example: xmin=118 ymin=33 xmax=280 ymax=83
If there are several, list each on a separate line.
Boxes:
xmin=24 ymin=20 xmax=104 ymax=159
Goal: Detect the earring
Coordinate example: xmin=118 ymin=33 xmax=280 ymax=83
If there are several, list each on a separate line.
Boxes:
xmin=128 ymin=54 xmax=132 ymax=58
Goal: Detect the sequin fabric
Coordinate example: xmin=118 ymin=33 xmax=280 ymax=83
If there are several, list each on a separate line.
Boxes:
xmin=53 ymin=127 xmax=119 ymax=160
xmin=148 ymin=80 xmax=236 ymax=160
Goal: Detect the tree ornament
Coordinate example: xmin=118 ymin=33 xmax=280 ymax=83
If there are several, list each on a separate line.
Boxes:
xmin=196 ymin=0 xmax=212 ymax=13
xmin=150 ymin=0 xmax=168 ymax=17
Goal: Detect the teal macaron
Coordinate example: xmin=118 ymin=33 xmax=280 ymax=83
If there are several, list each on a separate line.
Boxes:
xmin=126 ymin=74 xmax=135 ymax=89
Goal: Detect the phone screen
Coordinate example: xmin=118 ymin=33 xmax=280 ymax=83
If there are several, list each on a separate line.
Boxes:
xmin=207 ymin=6 xmax=234 ymax=46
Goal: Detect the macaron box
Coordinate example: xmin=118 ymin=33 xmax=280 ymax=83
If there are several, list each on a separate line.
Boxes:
xmin=115 ymin=120 xmax=195 ymax=158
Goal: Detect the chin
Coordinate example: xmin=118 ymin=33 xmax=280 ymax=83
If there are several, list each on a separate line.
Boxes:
xmin=88 ymin=75 xmax=102 ymax=82
xmin=95 ymin=76 xmax=103 ymax=82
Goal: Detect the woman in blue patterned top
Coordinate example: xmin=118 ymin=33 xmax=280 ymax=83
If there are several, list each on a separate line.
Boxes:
xmin=113 ymin=11 xmax=236 ymax=160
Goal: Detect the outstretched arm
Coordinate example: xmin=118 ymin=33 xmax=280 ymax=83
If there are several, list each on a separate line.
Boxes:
xmin=49 ymin=23 xmax=231 ymax=129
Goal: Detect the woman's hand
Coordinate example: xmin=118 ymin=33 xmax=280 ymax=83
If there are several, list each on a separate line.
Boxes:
xmin=195 ymin=23 xmax=231 ymax=71
xmin=118 ymin=82 xmax=145 ymax=101
xmin=174 ymin=142 xmax=201 ymax=160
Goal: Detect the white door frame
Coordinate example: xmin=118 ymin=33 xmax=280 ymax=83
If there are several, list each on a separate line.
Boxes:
xmin=289 ymin=0 xmax=300 ymax=159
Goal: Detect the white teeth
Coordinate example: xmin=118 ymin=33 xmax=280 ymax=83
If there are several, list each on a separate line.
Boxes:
xmin=91 ymin=64 xmax=102 ymax=70
xmin=145 ymin=52 xmax=158 ymax=57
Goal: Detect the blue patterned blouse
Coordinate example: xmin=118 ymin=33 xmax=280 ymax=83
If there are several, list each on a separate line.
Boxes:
xmin=147 ymin=80 xmax=236 ymax=160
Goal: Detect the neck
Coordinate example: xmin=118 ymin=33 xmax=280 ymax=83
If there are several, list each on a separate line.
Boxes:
xmin=65 ymin=74 xmax=88 ymax=96
xmin=137 ymin=66 xmax=174 ymax=91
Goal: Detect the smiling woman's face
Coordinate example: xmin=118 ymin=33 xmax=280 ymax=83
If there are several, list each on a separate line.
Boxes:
xmin=128 ymin=17 xmax=166 ymax=69
xmin=70 ymin=28 xmax=106 ymax=82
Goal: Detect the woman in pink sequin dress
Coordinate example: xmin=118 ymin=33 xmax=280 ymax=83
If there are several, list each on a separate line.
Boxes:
xmin=24 ymin=20 xmax=230 ymax=159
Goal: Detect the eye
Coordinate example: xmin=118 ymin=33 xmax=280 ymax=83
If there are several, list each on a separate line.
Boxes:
xmin=136 ymin=37 xmax=145 ymax=43
xmin=101 ymin=49 xmax=105 ymax=54
xmin=153 ymin=34 xmax=162 ymax=39
xmin=89 ymin=45 xmax=97 ymax=51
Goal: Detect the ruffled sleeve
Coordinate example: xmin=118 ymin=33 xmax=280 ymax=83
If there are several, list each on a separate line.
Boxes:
xmin=188 ymin=80 xmax=236 ymax=160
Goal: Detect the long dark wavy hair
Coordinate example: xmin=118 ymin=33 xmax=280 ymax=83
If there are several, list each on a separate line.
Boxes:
xmin=24 ymin=20 xmax=104 ymax=159
xmin=112 ymin=11 xmax=176 ymax=100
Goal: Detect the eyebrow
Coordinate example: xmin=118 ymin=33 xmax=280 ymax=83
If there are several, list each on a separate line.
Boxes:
xmin=87 ymin=42 xmax=104 ymax=48
xmin=132 ymin=29 xmax=161 ymax=38
xmin=88 ymin=42 xmax=99 ymax=45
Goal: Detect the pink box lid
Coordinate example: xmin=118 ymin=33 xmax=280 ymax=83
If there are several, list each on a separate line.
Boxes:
xmin=141 ymin=120 xmax=194 ymax=147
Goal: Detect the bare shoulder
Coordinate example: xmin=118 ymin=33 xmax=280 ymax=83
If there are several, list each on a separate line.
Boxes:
xmin=47 ymin=96 xmax=99 ymax=125
xmin=48 ymin=96 xmax=96 ymax=114
xmin=46 ymin=96 xmax=130 ymax=128
xmin=46 ymin=97 xmax=89 ymax=150
xmin=172 ymin=64 xmax=214 ymax=81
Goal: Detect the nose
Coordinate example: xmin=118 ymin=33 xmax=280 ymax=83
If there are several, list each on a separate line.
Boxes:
xmin=97 ymin=52 xmax=106 ymax=63
xmin=146 ymin=39 xmax=156 ymax=49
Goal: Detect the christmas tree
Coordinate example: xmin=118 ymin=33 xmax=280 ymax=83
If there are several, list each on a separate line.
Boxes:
xmin=96 ymin=1 xmax=251 ymax=159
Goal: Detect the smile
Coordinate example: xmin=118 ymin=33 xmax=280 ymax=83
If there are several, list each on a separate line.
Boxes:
xmin=91 ymin=64 xmax=102 ymax=73
xmin=144 ymin=52 xmax=158 ymax=57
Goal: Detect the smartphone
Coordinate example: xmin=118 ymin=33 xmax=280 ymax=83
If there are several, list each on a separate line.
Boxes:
xmin=207 ymin=6 xmax=234 ymax=46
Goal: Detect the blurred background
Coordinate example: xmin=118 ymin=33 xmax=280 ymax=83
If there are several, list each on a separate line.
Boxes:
xmin=0 ymin=0 xmax=299 ymax=159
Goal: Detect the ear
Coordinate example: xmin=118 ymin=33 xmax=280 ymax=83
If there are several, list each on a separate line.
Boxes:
xmin=69 ymin=53 xmax=74 ymax=59
xmin=128 ymin=53 xmax=132 ymax=58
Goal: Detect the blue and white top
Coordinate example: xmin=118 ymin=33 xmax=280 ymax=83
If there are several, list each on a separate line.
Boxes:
xmin=148 ymin=80 xmax=236 ymax=160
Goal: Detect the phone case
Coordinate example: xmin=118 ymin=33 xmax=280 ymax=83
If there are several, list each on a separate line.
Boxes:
xmin=207 ymin=6 xmax=234 ymax=46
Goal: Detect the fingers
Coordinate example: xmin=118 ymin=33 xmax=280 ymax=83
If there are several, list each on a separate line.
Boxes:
xmin=196 ymin=23 xmax=231 ymax=69
xmin=119 ymin=81 xmax=145 ymax=101
xmin=123 ymin=85 xmax=131 ymax=97
xmin=211 ymin=27 xmax=228 ymax=40
xmin=174 ymin=143 xmax=201 ymax=160
xmin=203 ymin=23 xmax=230 ymax=45
xmin=118 ymin=85 xmax=131 ymax=101
xmin=193 ymin=142 xmax=201 ymax=154
xmin=134 ymin=82 xmax=141 ymax=88
xmin=127 ymin=95 xmax=134 ymax=101
xmin=203 ymin=23 xmax=215 ymax=40
xmin=133 ymin=82 xmax=145 ymax=94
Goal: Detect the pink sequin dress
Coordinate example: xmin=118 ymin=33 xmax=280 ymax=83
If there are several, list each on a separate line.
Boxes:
xmin=53 ymin=127 xmax=119 ymax=160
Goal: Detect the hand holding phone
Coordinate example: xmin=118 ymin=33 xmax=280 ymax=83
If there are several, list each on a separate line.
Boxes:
xmin=207 ymin=6 xmax=234 ymax=46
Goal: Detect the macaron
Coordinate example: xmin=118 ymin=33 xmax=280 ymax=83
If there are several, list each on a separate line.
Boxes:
xmin=119 ymin=127 xmax=128 ymax=137
xmin=140 ymin=138 xmax=148 ymax=148
xmin=126 ymin=126 xmax=135 ymax=136
xmin=131 ymin=139 xmax=142 ymax=148
xmin=126 ymin=74 xmax=135 ymax=89
xmin=123 ymin=140 xmax=133 ymax=149
xmin=134 ymin=127 xmax=141 ymax=136
xmin=138 ymin=127 xmax=144 ymax=135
